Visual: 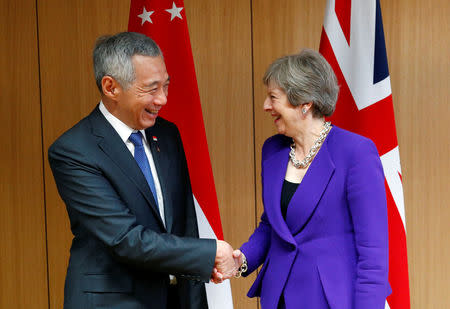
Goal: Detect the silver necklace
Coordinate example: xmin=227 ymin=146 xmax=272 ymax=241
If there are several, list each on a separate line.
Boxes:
xmin=289 ymin=121 xmax=332 ymax=169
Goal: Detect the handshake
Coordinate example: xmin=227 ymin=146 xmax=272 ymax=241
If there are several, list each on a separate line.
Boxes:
xmin=212 ymin=240 xmax=245 ymax=284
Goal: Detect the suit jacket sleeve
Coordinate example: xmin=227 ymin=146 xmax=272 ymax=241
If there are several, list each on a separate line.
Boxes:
xmin=48 ymin=135 xmax=216 ymax=283
xmin=346 ymin=138 xmax=390 ymax=308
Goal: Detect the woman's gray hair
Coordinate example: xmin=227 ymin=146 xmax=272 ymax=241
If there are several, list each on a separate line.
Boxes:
xmin=93 ymin=32 xmax=162 ymax=93
xmin=263 ymin=49 xmax=339 ymax=118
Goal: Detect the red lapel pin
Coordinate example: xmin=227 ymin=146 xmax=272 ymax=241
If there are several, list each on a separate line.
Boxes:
xmin=152 ymin=136 xmax=160 ymax=152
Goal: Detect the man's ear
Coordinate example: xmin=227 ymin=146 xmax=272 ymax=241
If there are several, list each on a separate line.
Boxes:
xmin=101 ymin=76 xmax=121 ymax=99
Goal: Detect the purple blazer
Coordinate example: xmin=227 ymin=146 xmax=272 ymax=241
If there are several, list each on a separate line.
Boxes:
xmin=241 ymin=126 xmax=391 ymax=309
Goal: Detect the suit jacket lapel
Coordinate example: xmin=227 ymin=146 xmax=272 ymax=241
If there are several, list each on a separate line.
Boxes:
xmin=262 ymin=146 xmax=297 ymax=246
xmin=88 ymin=107 xmax=165 ymax=228
xmin=145 ymin=127 xmax=174 ymax=233
xmin=285 ymin=134 xmax=335 ymax=236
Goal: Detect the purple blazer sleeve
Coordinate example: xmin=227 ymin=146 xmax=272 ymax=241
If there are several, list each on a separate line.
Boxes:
xmin=240 ymin=137 xmax=280 ymax=275
xmin=347 ymin=139 xmax=389 ymax=308
xmin=240 ymin=211 xmax=271 ymax=275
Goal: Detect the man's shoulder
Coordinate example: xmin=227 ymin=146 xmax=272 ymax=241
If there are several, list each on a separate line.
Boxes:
xmin=154 ymin=116 xmax=177 ymax=131
xmin=48 ymin=108 xmax=99 ymax=154
xmin=148 ymin=116 xmax=180 ymax=138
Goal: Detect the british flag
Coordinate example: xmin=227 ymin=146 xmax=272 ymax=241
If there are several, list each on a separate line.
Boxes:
xmin=319 ymin=0 xmax=411 ymax=308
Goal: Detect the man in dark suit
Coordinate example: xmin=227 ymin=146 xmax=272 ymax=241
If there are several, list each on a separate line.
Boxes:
xmin=49 ymin=32 xmax=236 ymax=309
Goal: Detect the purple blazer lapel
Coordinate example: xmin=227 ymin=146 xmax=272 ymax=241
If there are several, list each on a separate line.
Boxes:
xmin=262 ymin=146 xmax=297 ymax=246
xmin=285 ymin=136 xmax=335 ymax=236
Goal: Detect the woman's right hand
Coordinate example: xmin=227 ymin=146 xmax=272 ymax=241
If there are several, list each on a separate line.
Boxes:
xmin=233 ymin=249 xmax=245 ymax=268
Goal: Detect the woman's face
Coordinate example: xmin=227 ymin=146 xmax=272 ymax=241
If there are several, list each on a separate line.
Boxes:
xmin=263 ymin=83 xmax=302 ymax=137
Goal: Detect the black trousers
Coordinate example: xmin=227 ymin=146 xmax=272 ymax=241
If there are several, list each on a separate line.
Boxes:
xmin=167 ymin=285 xmax=180 ymax=309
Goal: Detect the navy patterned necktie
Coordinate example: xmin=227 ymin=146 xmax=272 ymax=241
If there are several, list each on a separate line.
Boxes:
xmin=129 ymin=131 xmax=159 ymax=209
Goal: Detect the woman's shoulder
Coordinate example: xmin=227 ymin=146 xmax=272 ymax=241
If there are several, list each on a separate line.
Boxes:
xmin=329 ymin=126 xmax=376 ymax=147
xmin=262 ymin=134 xmax=290 ymax=155
xmin=328 ymin=126 xmax=380 ymax=161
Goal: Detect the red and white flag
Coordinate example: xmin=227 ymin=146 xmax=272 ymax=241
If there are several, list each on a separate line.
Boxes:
xmin=129 ymin=1 xmax=233 ymax=308
xmin=319 ymin=0 xmax=410 ymax=308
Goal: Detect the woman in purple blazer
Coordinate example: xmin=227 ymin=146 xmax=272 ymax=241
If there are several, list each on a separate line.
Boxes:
xmin=233 ymin=50 xmax=391 ymax=308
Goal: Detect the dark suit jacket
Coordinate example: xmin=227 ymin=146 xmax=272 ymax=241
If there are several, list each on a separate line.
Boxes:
xmin=241 ymin=127 xmax=391 ymax=309
xmin=49 ymin=106 xmax=216 ymax=309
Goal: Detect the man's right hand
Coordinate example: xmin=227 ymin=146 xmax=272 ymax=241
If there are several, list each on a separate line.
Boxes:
xmin=212 ymin=240 xmax=237 ymax=283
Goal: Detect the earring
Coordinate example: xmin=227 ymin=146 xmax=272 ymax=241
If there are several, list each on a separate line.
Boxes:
xmin=302 ymin=108 xmax=307 ymax=114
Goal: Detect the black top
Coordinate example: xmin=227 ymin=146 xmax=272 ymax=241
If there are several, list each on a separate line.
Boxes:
xmin=281 ymin=180 xmax=299 ymax=219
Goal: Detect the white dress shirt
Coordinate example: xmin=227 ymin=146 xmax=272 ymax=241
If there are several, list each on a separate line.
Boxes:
xmin=99 ymin=101 xmax=166 ymax=226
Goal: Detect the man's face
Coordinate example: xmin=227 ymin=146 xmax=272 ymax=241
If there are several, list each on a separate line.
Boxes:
xmin=116 ymin=55 xmax=169 ymax=130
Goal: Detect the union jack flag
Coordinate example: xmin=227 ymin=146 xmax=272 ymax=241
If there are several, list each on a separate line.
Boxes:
xmin=319 ymin=0 xmax=411 ymax=308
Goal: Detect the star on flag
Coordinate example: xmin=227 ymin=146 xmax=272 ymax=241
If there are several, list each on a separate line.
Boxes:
xmin=137 ymin=7 xmax=154 ymax=25
xmin=128 ymin=0 xmax=231 ymax=307
xmin=136 ymin=2 xmax=184 ymax=25
xmin=165 ymin=2 xmax=183 ymax=21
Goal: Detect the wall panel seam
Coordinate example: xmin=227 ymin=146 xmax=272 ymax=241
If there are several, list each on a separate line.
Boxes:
xmin=35 ymin=0 xmax=51 ymax=307
xmin=250 ymin=1 xmax=260 ymax=307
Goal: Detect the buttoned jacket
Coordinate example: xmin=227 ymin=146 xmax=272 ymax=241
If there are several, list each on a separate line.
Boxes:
xmin=49 ymin=106 xmax=215 ymax=309
xmin=241 ymin=127 xmax=391 ymax=309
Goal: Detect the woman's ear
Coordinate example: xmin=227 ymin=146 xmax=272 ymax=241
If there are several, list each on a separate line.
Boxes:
xmin=301 ymin=102 xmax=313 ymax=115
